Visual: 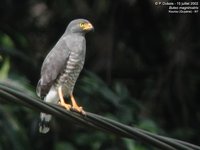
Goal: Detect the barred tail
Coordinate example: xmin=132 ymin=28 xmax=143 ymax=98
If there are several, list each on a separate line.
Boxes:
xmin=39 ymin=113 xmax=52 ymax=134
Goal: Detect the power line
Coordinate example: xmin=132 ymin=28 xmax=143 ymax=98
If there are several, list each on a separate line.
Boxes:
xmin=0 ymin=83 xmax=199 ymax=150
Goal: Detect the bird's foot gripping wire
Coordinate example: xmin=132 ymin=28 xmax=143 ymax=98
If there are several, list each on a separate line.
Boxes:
xmin=70 ymin=93 xmax=86 ymax=115
xmin=58 ymin=86 xmax=71 ymax=110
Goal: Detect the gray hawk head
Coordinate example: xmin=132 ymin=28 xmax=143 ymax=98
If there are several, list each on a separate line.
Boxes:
xmin=66 ymin=19 xmax=94 ymax=34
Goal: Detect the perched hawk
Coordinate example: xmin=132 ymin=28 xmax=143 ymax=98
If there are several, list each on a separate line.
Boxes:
xmin=36 ymin=19 xmax=94 ymax=133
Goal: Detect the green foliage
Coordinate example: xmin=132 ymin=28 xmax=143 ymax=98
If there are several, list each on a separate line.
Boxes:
xmin=123 ymin=139 xmax=147 ymax=150
xmin=55 ymin=142 xmax=76 ymax=150
xmin=0 ymin=57 xmax=10 ymax=80
xmin=0 ymin=33 xmax=15 ymax=48
xmin=137 ymin=119 xmax=161 ymax=134
xmin=0 ymin=106 xmax=32 ymax=150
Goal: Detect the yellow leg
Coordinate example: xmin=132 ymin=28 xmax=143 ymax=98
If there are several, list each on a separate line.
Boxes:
xmin=70 ymin=93 xmax=85 ymax=114
xmin=58 ymin=86 xmax=71 ymax=110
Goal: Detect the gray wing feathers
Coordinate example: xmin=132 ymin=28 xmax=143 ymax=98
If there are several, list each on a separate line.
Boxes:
xmin=36 ymin=37 xmax=70 ymax=98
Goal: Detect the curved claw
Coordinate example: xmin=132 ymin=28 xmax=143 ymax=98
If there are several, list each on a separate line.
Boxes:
xmin=58 ymin=101 xmax=71 ymax=110
xmin=72 ymin=106 xmax=86 ymax=115
xmin=70 ymin=94 xmax=86 ymax=115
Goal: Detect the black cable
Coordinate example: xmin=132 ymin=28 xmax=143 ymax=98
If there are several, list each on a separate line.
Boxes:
xmin=0 ymin=83 xmax=200 ymax=150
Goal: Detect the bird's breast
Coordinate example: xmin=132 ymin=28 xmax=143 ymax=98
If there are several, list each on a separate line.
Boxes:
xmin=55 ymin=50 xmax=85 ymax=95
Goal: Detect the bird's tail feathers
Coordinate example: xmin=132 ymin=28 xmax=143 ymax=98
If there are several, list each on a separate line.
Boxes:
xmin=39 ymin=113 xmax=52 ymax=134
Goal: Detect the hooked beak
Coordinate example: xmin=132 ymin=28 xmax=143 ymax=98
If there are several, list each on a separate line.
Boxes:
xmin=82 ymin=22 xmax=94 ymax=31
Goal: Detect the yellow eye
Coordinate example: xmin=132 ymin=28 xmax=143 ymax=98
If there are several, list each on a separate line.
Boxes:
xmin=80 ymin=23 xmax=84 ymax=27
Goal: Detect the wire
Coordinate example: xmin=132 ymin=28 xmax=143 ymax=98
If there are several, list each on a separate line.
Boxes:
xmin=0 ymin=83 xmax=200 ymax=150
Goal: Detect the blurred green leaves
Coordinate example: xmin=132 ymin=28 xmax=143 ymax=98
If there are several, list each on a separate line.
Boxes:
xmin=137 ymin=119 xmax=161 ymax=134
xmin=123 ymin=139 xmax=147 ymax=150
xmin=79 ymin=72 xmax=121 ymax=106
xmin=0 ymin=106 xmax=32 ymax=150
xmin=0 ymin=33 xmax=15 ymax=48
xmin=0 ymin=32 xmax=12 ymax=81
xmin=0 ymin=31 xmax=36 ymax=150
xmin=0 ymin=57 xmax=10 ymax=80
xmin=55 ymin=142 xmax=76 ymax=150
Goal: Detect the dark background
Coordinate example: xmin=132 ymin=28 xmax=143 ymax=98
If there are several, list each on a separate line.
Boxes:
xmin=0 ymin=0 xmax=199 ymax=150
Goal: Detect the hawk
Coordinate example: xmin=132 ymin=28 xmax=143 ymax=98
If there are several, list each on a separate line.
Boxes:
xmin=36 ymin=19 xmax=94 ymax=133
